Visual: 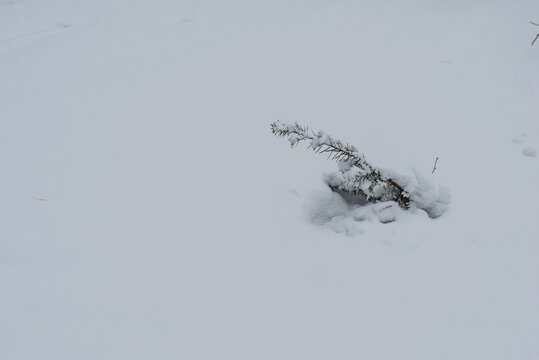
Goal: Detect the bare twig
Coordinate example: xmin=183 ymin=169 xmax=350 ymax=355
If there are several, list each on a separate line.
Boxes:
xmin=531 ymin=22 xmax=539 ymax=46
xmin=432 ymin=157 xmax=439 ymax=174
xmin=32 ymin=197 xmax=48 ymax=201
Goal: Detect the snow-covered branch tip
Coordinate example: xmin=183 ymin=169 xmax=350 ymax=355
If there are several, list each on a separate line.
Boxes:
xmin=271 ymin=120 xmax=410 ymax=209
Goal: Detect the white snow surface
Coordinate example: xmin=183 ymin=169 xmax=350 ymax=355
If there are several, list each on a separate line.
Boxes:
xmin=2 ymin=0 xmax=539 ymax=359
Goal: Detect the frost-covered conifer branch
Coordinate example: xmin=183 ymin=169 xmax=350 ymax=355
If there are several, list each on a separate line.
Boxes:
xmin=270 ymin=120 xmax=410 ymax=208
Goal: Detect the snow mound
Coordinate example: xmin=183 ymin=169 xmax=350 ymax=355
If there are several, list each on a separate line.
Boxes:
xmin=303 ymin=169 xmax=450 ymax=236
xmin=304 ymin=191 xmax=435 ymax=237
xmin=395 ymin=169 xmax=451 ymax=219
xmin=306 ymin=191 xmax=399 ymax=236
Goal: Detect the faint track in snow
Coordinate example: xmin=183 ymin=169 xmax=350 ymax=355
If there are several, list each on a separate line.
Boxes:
xmin=0 ymin=23 xmax=69 ymax=42
xmin=0 ymin=18 xmax=96 ymax=43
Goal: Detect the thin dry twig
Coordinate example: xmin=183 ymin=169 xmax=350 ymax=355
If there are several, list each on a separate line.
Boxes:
xmin=531 ymin=22 xmax=539 ymax=46
xmin=32 ymin=197 xmax=48 ymax=201
xmin=432 ymin=157 xmax=439 ymax=174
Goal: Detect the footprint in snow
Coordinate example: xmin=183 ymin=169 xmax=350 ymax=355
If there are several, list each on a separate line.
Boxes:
xmin=181 ymin=15 xmax=194 ymax=23
xmin=522 ymin=146 xmax=537 ymax=158
xmin=56 ymin=22 xmax=73 ymax=29
xmin=511 ymin=132 xmax=536 ymax=158
xmin=528 ymin=343 xmax=539 ymax=360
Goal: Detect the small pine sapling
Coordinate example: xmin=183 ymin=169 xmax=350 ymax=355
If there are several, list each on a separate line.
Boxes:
xmin=271 ymin=120 xmax=410 ymax=208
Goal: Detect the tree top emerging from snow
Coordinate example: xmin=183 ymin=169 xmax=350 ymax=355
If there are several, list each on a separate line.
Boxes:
xmin=271 ymin=120 xmax=410 ymax=209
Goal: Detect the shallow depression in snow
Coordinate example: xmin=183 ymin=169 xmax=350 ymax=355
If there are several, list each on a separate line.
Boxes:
xmin=522 ymin=146 xmax=537 ymax=158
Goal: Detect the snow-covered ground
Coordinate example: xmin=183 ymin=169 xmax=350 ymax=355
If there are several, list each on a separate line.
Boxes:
xmin=1 ymin=0 xmax=539 ymax=359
